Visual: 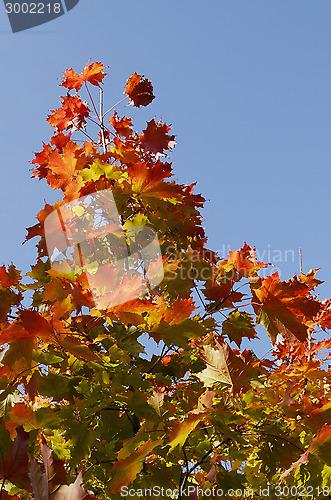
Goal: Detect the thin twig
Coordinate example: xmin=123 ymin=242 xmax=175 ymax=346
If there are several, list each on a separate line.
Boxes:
xmin=194 ymin=284 xmax=205 ymax=309
xmin=258 ymin=433 xmax=304 ymax=453
xmin=87 ymin=115 xmax=111 ymax=131
xmin=299 ymin=247 xmax=303 ymax=274
xmin=11 ymin=364 xmax=40 ymax=387
xmin=84 ymin=459 xmax=117 ymax=475
xmin=178 ymin=439 xmax=230 ymax=499
xmin=85 ymin=82 xmax=99 ymax=120
xmin=182 ymin=447 xmax=189 ymax=472
xmin=147 ymin=344 xmax=174 ymax=374
xmin=99 ymin=88 xmax=107 ymax=153
xmin=201 ymin=291 xmax=234 ymax=320
xmin=102 ymin=96 xmax=129 ymax=119
xmin=0 ymin=476 xmax=6 ymax=499
xmin=79 ymin=128 xmax=96 ymax=143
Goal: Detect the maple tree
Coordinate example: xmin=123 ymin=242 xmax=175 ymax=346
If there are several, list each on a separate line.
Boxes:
xmin=0 ymin=60 xmax=330 ymax=499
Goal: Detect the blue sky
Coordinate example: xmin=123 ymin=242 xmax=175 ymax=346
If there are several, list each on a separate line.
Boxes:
xmin=0 ymin=1 xmax=330 ymax=356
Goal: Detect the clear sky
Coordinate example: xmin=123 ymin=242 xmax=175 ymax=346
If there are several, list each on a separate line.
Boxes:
xmin=1 ymin=1 xmax=330 ymax=356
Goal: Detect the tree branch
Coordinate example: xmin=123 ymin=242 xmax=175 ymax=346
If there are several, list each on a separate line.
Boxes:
xmin=178 ymin=438 xmax=230 ymax=499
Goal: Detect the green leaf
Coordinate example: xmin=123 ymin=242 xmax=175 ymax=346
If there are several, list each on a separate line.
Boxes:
xmin=322 ymin=465 xmax=331 ymax=487
xmin=222 ymin=310 xmax=257 ymax=347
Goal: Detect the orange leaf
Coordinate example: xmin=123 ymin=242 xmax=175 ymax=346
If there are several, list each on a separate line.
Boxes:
xmin=299 ymin=268 xmax=323 ymax=289
xmin=46 ymin=141 xmax=80 ymax=190
xmin=80 ymin=61 xmax=107 ymax=87
xmin=317 ymin=299 xmax=331 ymax=331
xmin=0 ymin=322 xmax=32 ymax=345
xmin=309 ymin=424 xmax=331 ymax=455
xmin=162 ymin=355 xmax=171 ymax=366
xmin=21 ymin=310 xmax=58 ymax=343
xmin=60 ymin=61 xmax=107 ymax=91
xmin=60 ymin=68 xmax=81 ymax=91
xmin=110 ymin=438 xmax=162 ymax=494
xmin=11 ymin=403 xmax=36 ymax=427
xmin=168 ymin=412 xmax=205 ymax=451
xmin=0 ymin=264 xmax=21 ymax=288
xmin=109 ymin=111 xmax=133 ymax=137
xmin=218 ymin=242 xmax=269 ymax=279
xmin=0 ymin=311 xmax=57 ymax=345
xmin=252 ymin=272 xmax=322 ymax=343
xmin=47 ymin=96 xmax=89 ymax=132
xmin=59 ymin=336 xmax=100 ymax=362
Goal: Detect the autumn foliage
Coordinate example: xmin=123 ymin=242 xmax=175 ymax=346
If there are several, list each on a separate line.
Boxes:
xmin=0 ymin=60 xmax=330 ymax=499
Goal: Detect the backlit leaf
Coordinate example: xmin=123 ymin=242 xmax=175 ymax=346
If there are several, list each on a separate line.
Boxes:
xmin=61 ymin=61 xmax=107 ymax=91
xmin=222 ymin=310 xmax=257 ymax=347
xmin=110 ymin=438 xmax=162 ymax=493
xmin=124 ymin=72 xmax=155 ymax=107
xmin=140 ymin=119 xmax=176 ymax=157
xmin=0 ymin=425 xmax=31 ymax=491
xmin=168 ymin=412 xmax=205 ymax=451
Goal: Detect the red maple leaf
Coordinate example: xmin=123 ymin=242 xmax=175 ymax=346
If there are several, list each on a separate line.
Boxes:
xmin=0 ymin=264 xmax=21 ymax=288
xmin=0 ymin=310 xmax=58 ymax=345
xmin=124 ymin=72 xmax=155 ymax=107
xmin=81 ymin=61 xmax=107 ymax=87
xmin=299 ymin=268 xmax=324 ymax=289
xmin=202 ymin=280 xmax=244 ymax=308
xmin=140 ymin=119 xmax=177 ymax=157
xmin=0 ymin=426 xmax=31 ymax=491
xmin=318 ymin=299 xmax=331 ymax=330
xmin=251 ymin=272 xmax=322 ymax=343
xmin=109 ymin=111 xmax=133 ymax=137
xmin=51 ymin=132 xmax=72 ymax=151
xmin=60 ymin=68 xmax=81 ymax=91
xmin=47 ymin=96 xmax=89 ymax=132
xmin=31 ymin=142 xmax=54 ymax=180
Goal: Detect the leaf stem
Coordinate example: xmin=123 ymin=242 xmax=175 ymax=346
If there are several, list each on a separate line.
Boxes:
xmin=102 ymin=96 xmax=129 ymax=119
xmin=84 ymin=82 xmax=99 ymax=121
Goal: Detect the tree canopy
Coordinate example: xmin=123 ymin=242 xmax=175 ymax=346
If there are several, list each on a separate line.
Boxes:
xmin=0 ymin=61 xmax=330 ymax=500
